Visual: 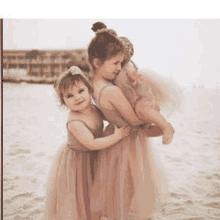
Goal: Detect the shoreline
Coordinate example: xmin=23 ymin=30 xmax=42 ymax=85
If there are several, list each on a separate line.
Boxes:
xmin=3 ymin=70 xmax=90 ymax=85
xmin=3 ymin=76 xmax=56 ymax=85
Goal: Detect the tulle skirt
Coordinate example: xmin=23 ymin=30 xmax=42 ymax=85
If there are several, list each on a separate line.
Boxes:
xmin=137 ymin=68 xmax=183 ymax=113
xmin=90 ymin=125 xmax=171 ymax=220
xmin=43 ymin=144 xmax=94 ymax=220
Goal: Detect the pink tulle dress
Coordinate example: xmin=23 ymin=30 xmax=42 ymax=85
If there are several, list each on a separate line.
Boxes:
xmin=91 ymin=84 xmax=171 ymax=220
xmin=114 ymin=61 xmax=182 ymax=115
xmin=114 ymin=62 xmax=168 ymax=111
xmin=44 ymin=110 xmax=103 ymax=220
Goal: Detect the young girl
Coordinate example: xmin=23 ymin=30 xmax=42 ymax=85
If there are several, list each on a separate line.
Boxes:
xmin=90 ymin=22 xmax=175 ymax=145
xmin=43 ymin=66 xmax=131 ymax=220
xmin=87 ymin=22 xmax=173 ymax=220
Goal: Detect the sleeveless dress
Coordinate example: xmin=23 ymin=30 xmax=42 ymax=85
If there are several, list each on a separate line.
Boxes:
xmin=91 ymin=84 xmax=171 ymax=220
xmin=114 ymin=61 xmax=182 ymax=114
xmin=44 ymin=114 xmax=103 ymax=220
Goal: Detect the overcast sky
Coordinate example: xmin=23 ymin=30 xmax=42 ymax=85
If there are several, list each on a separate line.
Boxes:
xmin=3 ymin=19 xmax=220 ymax=88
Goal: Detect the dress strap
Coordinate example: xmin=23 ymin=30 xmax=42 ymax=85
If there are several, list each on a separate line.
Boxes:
xmin=66 ymin=119 xmax=94 ymax=133
xmin=66 ymin=120 xmax=94 ymax=151
xmin=93 ymin=104 xmax=106 ymax=120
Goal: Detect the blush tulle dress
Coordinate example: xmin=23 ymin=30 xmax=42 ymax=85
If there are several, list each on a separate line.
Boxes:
xmin=44 ymin=112 xmax=103 ymax=220
xmin=91 ymin=83 xmax=171 ymax=220
xmin=114 ymin=61 xmax=182 ymax=115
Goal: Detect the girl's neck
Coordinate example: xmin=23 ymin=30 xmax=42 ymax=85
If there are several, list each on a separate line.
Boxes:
xmin=92 ymin=69 xmax=101 ymax=81
xmin=92 ymin=69 xmax=109 ymax=85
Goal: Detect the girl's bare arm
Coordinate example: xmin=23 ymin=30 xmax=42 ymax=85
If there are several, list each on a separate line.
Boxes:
xmin=137 ymin=106 xmax=169 ymax=131
xmin=68 ymin=121 xmax=131 ymax=151
xmin=103 ymin=86 xmax=144 ymax=126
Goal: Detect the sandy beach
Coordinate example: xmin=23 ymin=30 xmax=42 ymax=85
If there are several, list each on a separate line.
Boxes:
xmin=3 ymin=82 xmax=220 ymax=220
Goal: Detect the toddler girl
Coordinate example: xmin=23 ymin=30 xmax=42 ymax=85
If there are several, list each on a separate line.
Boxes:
xmin=44 ymin=66 xmax=131 ymax=220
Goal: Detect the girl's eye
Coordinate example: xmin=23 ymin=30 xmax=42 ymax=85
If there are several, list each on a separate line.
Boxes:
xmin=79 ymin=89 xmax=84 ymax=93
xmin=67 ymin=94 xmax=73 ymax=98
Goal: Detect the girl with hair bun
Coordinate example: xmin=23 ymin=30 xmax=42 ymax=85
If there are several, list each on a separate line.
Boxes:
xmin=90 ymin=22 xmax=175 ymax=144
xmin=88 ymin=22 xmax=173 ymax=220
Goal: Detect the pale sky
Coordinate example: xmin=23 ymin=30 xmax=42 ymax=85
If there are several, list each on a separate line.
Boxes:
xmin=3 ymin=19 xmax=220 ymax=88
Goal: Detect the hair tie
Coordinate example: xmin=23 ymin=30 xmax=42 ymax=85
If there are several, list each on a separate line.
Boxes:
xmin=69 ymin=66 xmax=92 ymax=86
xmin=69 ymin=66 xmax=83 ymax=75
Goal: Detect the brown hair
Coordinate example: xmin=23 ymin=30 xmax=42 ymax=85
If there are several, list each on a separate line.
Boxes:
xmin=87 ymin=22 xmax=124 ymax=69
xmin=54 ymin=68 xmax=93 ymax=106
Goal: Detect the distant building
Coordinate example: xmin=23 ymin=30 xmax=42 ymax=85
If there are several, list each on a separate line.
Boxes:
xmin=3 ymin=49 xmax=89 ymax=77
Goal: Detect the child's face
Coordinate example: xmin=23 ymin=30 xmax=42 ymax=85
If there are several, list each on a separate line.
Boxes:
xmin=63 ymin=81 xmax=92 ymax=112
xmin=98 ymin=53 xmax=124 ymax=81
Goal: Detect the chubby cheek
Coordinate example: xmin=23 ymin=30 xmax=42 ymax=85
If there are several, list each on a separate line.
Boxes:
xmin=110 ymin=64 xmax=115 ymax=69
xmin=85 ymin=93 xmax=92 ymax=101
xmin=104 ymin=66 xmax=113 ymax=74
xmin=64 ymin=100 xmax=69 ymax=107
xmin=64 ymin=98 xmax=73 ymax=106
xmin=103 ymin=65 xmax=109 ymax=73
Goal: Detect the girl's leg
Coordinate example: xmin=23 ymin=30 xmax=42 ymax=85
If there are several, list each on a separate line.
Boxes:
xmin=135 ymin=101 xmax=175 ymax=144
xmin=141 ymin=124 xmax=163 ymax=137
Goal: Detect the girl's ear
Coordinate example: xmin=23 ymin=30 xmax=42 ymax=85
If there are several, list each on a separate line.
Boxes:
xmin=93 ymin=58 xmax=102 ymax=69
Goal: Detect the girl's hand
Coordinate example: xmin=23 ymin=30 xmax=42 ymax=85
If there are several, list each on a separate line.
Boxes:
xmin=114 ymin=125 xmax=132 ymax=139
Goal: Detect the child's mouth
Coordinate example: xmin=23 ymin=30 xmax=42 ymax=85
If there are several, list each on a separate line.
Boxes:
xmin=76 ymin=100 xmax=84 ymax=105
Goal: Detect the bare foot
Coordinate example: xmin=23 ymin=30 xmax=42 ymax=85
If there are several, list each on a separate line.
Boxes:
xmin=162 ymin=123 xmax=175 ymax=144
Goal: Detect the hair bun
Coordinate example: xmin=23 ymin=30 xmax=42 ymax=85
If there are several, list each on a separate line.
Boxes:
xmin=91 ymin=22 xmax=117 ymax=37
xmin=91 ymin=22 xmax=107 ymax=32
xmin=107 ymin=29 xmax=117 ymax=37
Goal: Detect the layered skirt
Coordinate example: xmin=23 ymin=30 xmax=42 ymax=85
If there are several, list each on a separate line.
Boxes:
xmin=91 ymin=126 xmax=171 ymax=220
xmin=44 ymin=144 xmax=96 ymax=220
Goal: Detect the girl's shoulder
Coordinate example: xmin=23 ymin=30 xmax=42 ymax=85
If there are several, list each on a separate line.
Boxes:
xmin=98 ymin=84 xmax=125 ymax=108
xmin=66 ymin=112 xmax=81 ymax=125
xmin=93 ymin=81 xmax=116 ymax=96
xmin=101 ymin=84 xmax=124 ymax=98
xmin=97 ymin=83 xmax=120 ymax=96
